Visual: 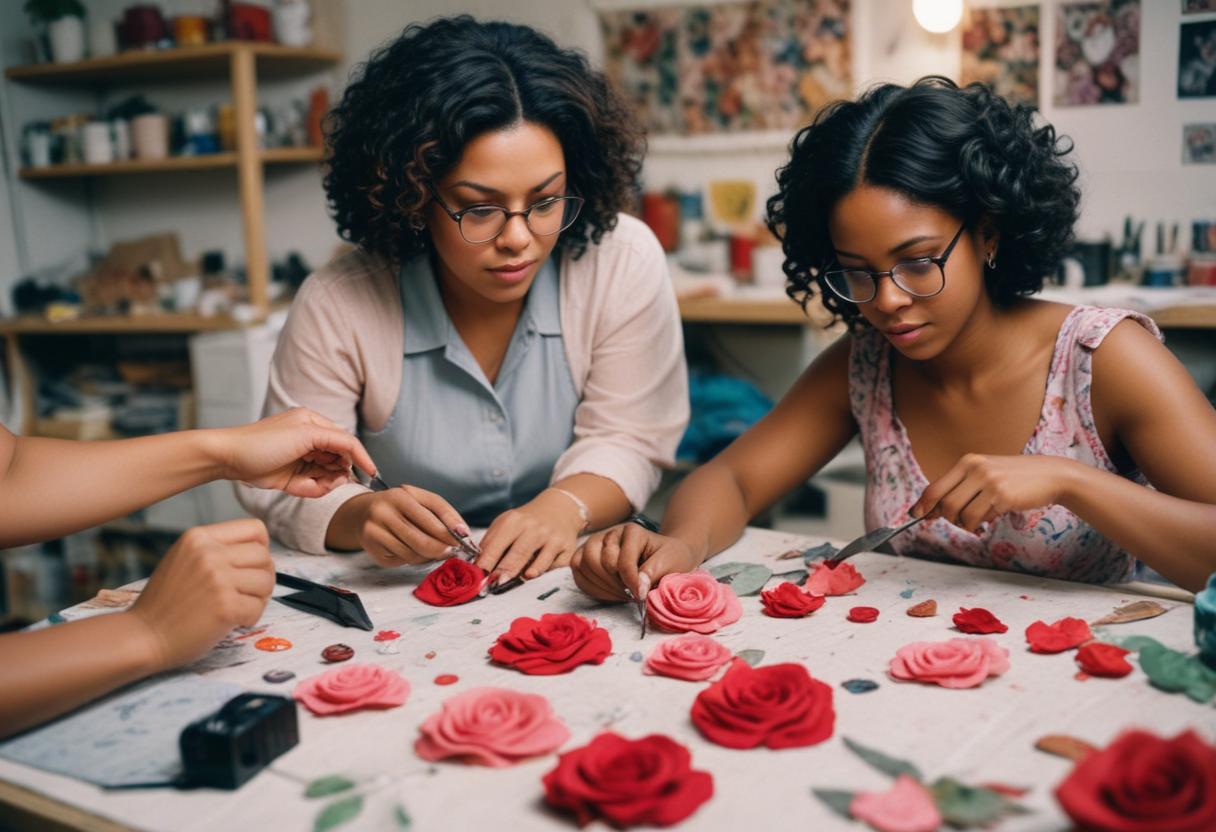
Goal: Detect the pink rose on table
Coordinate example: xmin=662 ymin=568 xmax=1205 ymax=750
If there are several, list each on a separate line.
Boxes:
xmin=804 ymin=561 xmax=866 ymax=596
xmin=888 ymin=638 xmax=1010 ymax=689
xmin=761 ymin=582 xmax=826 ymax=618
xmin=646 ymin=570 xmax=742 ymax=634
xmin=414 ymin=687 xmax=570 ymax=767
xmin=293 ymin=663 xmax=410 ymax=716
xmin=850 ymin=774 xmax=942 ymax=832
xmin=643 ymin=634 xmax=734 ymax=682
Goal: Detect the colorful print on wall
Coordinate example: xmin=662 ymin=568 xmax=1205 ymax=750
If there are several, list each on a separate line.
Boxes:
xmin=598 ymin=0 xmax=851 ymax=136
xmin=1184 ymin=123 xmax=1216 ymax=164
xmin=1053 ymin=0 xmax=1140 ymax=106
xmin=961 ymin=4 xmax=1041 ymax=108
xmin=1183 ymin=0 xmax=1216 ymax=15
xmin=1179 ymin=20 xmax=1216 ymax=98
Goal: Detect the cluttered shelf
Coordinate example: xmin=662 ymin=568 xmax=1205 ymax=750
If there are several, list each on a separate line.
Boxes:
xmin=0 ymin=311 xmax=254 ymax=335
xmin=3 ymin=42 xmax=341 ymax=85
xmin=18 ymin=146 xmax=324 ymax=179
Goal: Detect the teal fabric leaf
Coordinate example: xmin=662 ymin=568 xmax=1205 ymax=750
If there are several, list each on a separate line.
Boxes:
xmin=929 ymin=777 xmax=1029 ymax=827
xmin=304 ymin=776 xmax=356 ymax=799
xmin=736 ymin=649 xmax=766 ymax=666
xmin=843 ymin=737 xmax=923 ymax=781
xmin=706 ymin=562 xmax=773 ymax=596
xmin=811 ymin=788 xmax=855 ymax=820
xmin=314 ymin=796 xmax=363 ymax=832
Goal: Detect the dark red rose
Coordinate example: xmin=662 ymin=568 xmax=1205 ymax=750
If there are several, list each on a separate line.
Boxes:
xmin=1075 ymin=643 xmax=1133 ymax=678
xmin=847 ymin=606 xmax=879 ymax=623
xmin=691 ymin=658 xmax=835 ymax=750
xmin=760 ymin=582 xmax=825 ymax=618
xmin=953 ymin=607 xmax=1009 ymax=634
xmin=1055 ymin=729 xmax=1216 ymax=832
xmin=1025 ymin=616 xmax=1093 ymax=653
xmin=413 ymin=558 xmax=486 ymax=606
xmin=543 ymin=732 xmax=713 ymax=828
xmin=489 ymin=613 xmax=612 ymax=676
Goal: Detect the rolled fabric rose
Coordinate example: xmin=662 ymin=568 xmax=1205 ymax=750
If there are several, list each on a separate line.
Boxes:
xmin=850 ymin=774 xmax=942 ymax=832
xmin=1075 ymin=642 xmax=1133 ymax=678
xmin=293 ymin=663 xmax=410 ymax=716
xmin=489 ymin=612 xmax=612 ymax=675
xmin=691 ymin=658 xmax=835 ymax=750
xmin=643 ymin=634 xmax=734 ymax=681
xmin=804 ymin=561 xmax=866 ymax=596
xmin=413 ymin=558 xmax=487 ymax=606
xmin=646 ymin=570 xmax=742 ymax=634
xmin=1055 ymin=729 xmax=1216 ymax=832
xmin=414 ymin=687 xmax=570 ymax=767
xmin=888 ymin=637 xmax=1010 ymax=689
xmin=1025 ymin=617 xmax=1093 ymax=654
xmin=952 ymin=607 xmax=1008 ymax=634
xmin=761 ymin=582 xmax=826 ymax=618
xmin=543 ymin=732 xmax=713 ymax=828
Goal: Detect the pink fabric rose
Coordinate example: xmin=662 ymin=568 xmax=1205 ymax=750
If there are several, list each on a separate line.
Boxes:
xmin=850 ymin=774 xmax=943 ymax=832
xmin=805 ymin=561 xmax=866 ymax=596
xmin=643 ymin=634 xmax=734 ymax=682
xmin=646 ymin=570 xmax=742 ymax=634
xmin=414 ymin=687 xmax=570 ymax=767
xmin=888 ymin=638 xmax=1010 ymax=689
xmin=293 ymin=663 xmax=410 ymax=716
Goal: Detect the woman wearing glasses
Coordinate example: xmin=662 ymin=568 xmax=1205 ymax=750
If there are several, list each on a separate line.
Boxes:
xmin=239 ymin=17 xmax=688 ymax=584
xmin=574 ymin=77 xmax=1216 ymax=599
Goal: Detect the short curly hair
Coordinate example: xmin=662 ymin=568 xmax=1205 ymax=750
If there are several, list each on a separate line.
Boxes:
xmin=765 ymin=76 xmax=1080 ymax=332
xmin=325 ymin=16 xmax=644 ymax=263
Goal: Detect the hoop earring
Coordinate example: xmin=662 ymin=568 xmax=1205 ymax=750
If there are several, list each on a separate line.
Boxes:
xmin=986 ymin=250 xmax=997 ymax=270
xmin=408 ymin=214 xmax=426 ymax=233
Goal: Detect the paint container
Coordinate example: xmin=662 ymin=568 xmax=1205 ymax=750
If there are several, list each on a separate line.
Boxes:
xmin=131 ymin=113 xmax=169 ymax=160
xmin=1187 ymin=253 xmax=1216 ymax=286
xmin=81 ymin=121 xmax=114 ymax=165
xmin=88 ymin=20 xmax=118 ymax=58
xmin=1142 ymin=255 xmax=1185 ymax=287
xmin=729 ymin=234 xmax=754 ymax=282
xmin=641 ymin=192 xmax=681 ymax=253
xmin=172 ymin=15 xmax=208 ymax=47
xmin=1195 ymin=572 xmax=1216 ymax=670
xmin=110 ymin=118 xmax=131 ymax=160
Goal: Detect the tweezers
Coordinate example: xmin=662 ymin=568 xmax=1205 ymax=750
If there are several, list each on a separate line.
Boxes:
xmin=368 ymin=473 xmax=480 ymax=561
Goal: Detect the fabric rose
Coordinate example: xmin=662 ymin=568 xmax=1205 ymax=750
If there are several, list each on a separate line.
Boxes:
xmin=952 ymin=607 xmax=1008 ymax=634
xmin=1055 ymin=729 xmax=1216 ymax=832
xmin=691 ymin=658 xmax=835 ymax=750
xmin=293 ymin=663 xmax=410 ymax=716
xmin=804 ymin=561 xmax=866 ymax=596
xmin=850 ymin=774 xmax=943 ymax=832
xmin=543 ymin=732 xmax=713 ymax=828
xmin=888 ymin=638 xmax=1010 ymax=689
xmin=414 ymin=687 xmax=569 ymax=767
xmin=643 ymin=634 xmax=734 ymax=682
xmin=413 ymin=557 xmax=487 ymax=606
xmin=1025 ymin=616 xmax=1092 ymax=653
xmin=1075 ymin=642 xmax=1133 ymax=678
xmin=761 ymin=582 xmax=826 ymax=618
xmin=489 ymin=613 xmax=612 ymax=675
xmin=646 ymin=570 xmax=742 ymax=634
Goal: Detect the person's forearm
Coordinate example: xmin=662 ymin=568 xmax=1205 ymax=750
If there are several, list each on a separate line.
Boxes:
xmin=0 ymin=612 xmax=162 ymax=739
xmin=0 ymin=431 xmax=228 ymax=548
xmin=325 ymin=492 xmax=374 ymax=551
xmin=659 ymin=463 xmax=752 ymax=565
xmin=1058 ymin=461 xmax=1216 ymax=592
xmin=546 ymin=473 xmax=632 ymax=532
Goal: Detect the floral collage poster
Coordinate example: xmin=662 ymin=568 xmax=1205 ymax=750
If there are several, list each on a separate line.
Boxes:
xmin=960 ymin=5 xmax=1041 ymax=108
xmin=1054 ymin=0 xmax=1140 ymax=106
xmin=598 ymin=0 xmax=851 ymax=136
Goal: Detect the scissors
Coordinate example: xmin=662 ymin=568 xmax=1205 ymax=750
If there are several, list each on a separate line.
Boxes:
xmin=368 ymin=473 xmax=481 ymax=561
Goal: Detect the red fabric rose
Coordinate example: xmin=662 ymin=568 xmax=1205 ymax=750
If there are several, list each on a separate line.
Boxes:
xmin=1025 ymin=616 xmax=1093 ymax=653
xmin=691 ymin=658 xmax=835 ymax=750
xmin=1075 ymin=643 xmax=1133 ymax=678
xmin=953 ymin=607 xmax=1008 ymax=634
xmin=413 ymin=558 xmax=487 ymax=606
xmin=1055 ymin=729 xmax=1216 ymax=832
xmin=760 ymin=582 xmax=826 ymax=618
xmin=804 ymin=560 xmax=866 ymax=596
xmin=848 ymin=606 xmax=879 ymax=623
xmin=489 ymin=613 xmax=612 ymax=675
xmin=542 ymin=732 xmax=713 ymax=828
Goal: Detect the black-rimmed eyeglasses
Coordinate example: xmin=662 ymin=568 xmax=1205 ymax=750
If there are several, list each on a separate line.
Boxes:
xmin=823 ymin=223 xmax=966 ymax=304
xmin=428 ymin=185 xmax=583 ymax=245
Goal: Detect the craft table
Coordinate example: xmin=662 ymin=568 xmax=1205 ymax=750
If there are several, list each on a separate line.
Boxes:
xmin=0 ymin=528 xmax=1206 ymax=832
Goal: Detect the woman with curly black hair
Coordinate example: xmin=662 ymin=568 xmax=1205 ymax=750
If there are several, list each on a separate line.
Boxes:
xmin=574 ymin=77 xmax=1216 ymax=598
xmin=239 ymin=17 xmax=688 ymax=584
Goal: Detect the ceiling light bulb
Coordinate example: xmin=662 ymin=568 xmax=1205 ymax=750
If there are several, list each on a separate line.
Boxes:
xmin=913 ymin=0 xmax=964 ymax=34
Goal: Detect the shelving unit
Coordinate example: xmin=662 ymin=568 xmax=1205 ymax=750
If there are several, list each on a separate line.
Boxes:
xmin=17 ymin=145 xmax=324 ymax=179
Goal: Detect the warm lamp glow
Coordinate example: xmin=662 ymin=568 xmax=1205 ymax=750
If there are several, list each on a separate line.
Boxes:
xmin=913 ymin=0 xmax=964 ymax=34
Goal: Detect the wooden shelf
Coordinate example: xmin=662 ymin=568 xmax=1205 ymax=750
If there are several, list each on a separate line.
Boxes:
xmin=1147 ymin=304 xmax=1216 ymax=328
xmin=4 ymin=43 xmax=341 ymax=85
xmin=679 ymin=295 xmax=816 ymax=326
xmin=19 ymin=146 xmax=324 ymax=179
xmin=0 ymin=312 xmax=250 ymax=335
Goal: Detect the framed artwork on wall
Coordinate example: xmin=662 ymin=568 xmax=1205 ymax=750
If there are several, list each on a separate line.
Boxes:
xmin=1053 ymin=0 xmax=1140 ymax=106
xmin=961 ymin=4 xmax=1041 ymax=108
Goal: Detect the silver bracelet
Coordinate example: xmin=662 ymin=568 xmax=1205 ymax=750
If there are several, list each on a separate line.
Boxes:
xmin=546 ymin=487 xmax=590 ymax=532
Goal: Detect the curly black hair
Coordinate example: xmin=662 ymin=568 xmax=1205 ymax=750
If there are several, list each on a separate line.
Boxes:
xmin=324 ymin=16 xmax=644 ymax=263
xmin=765 ymin=76 xmax=1081 ymax=332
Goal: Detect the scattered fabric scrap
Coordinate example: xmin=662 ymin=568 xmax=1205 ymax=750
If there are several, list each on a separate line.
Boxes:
xmin=1025 ymin=617 xmax=1092 ymax=654
xmin=321 ymin=643 xmax=354 ymax=663
xmin=906 ymin=600 xmax=937 ymax=617
xmin=643 ymin=634 xmax=733 ymax=682
xmin=842 ymin=679 xmax=879 ymax=694
xmin=804 ymin=561 xmax=866 ymax=596
xmin=848 ymin=606 xmax=880 ymax=623
xmin=413 ymin=558 xmax=487 ymax=607
xmin=1075 ymin=643 xmax=1133 ymax=678
xmin=850 ymin=774 xmax=942 ymax=832
xmin=1035 ymin=734 xmax=1097 ymax=762
xmin=952 ymin=607 xmax=1007 ymax=635
xmin=294 ymin=664 xmax=410 ymax=716
xmin=373 ymin=630 xmax=401 ymax=642
xmin=629 ymin=651 xmax=643 ymax=662
xmin=262 ymin=669 xmax=295 ymax=684
xmin=433 ymin=674 xmax=459 ymax=686
xmin=889 ymin=638 xmax=1010 ymax=689
xmin=646 ymin=570 xmax=742 ymax=634
xmin=254 ymin=637 xmax=293 ymax=652
xmin=415 ymin=687 xmax=569 ymax=767
xmin=489 ymin=613 xmax=612 ymax=676
xmin=691 ymin=659 xmax=834 ymax=750
xmin=537 ymin=587 xmax=560 ymax=601
xmin=1091 ymin=599 xmax=1169 ymax=627
xmin=760 ymin=582 xmax=825 ymax=618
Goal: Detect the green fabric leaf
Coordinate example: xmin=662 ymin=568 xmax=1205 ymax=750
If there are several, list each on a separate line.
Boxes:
xmin=802 ymin=543 xmax=839 ymax=563
xmin=736 ymin=649 xmax=765 ymax=666
xmin=706 ymin=562 xmax=772 ymax=596
xmin=394 ymin=803 xmax=412 ymax=828
xmin=811 ymin=788 xmax=855 ymax=820
xmin=314 ymin=796 xmax=363 ymax=832
xmin=1093 ymin=631 xmax=1164 ymax=653
xmin=1139 ymin=643 xmax=1216 ymax=703
xmin=304 ymin=776 xmax=356 ymax=799
xmin=843 ymin=737 xmax=923 ymax=781
xmin=929 ymin=777 xmax=1028 ymax=827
